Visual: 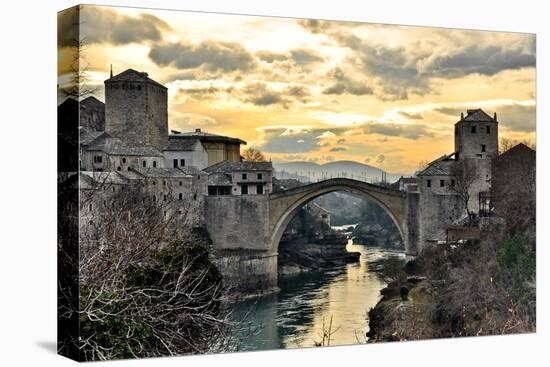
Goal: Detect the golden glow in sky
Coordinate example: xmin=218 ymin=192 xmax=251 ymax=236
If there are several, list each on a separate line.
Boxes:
xmin=58 ymin=5 xmax=536 ymax=174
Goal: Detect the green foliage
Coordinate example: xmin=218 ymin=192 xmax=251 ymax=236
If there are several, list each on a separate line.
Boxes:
xmin=496 ymin=235 xmax=536 ymax=308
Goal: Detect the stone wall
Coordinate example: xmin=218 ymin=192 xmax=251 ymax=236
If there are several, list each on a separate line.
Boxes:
xmin=205 ymin=195 xmax=270 ymax=251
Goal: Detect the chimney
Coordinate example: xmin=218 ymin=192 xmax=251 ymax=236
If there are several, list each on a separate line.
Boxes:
xmin=195 ymin=128 xmax=202 ymax=133
xmin=110 ymin=64 xmax=113 ymax=78
xmin=494 ymin=112 xmax=497 ymax=121
xmin=461 ymin=112 xmax=464 ymax=120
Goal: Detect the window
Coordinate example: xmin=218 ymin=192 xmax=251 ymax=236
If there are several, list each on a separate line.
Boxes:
xmin=173 ymin=159 xmax=178 ymax=168
xmin=257 ymin=173 xmax=263 ymax=180
xmin=112 ymin=186 xmax=115 ymax=192
xmin=427 ymin=179 xmax=431 ymax=188
xmin=122 ymin=157 xmax=126 ymax=164
xmin=486 ymin=125 xmax=491 ymax=134
xmin=179 ymin=193 xmax=183 ymax=200
xmin=242 ymin=173 xmax=247 ymax=180
xmin=163 ymin=194 xmax=167 ymax=201
xmin=153 ymin=195 xmax=157 ymax=202
xmin=153 ymin=160 xmax=157 ymax=168
xmin=94 ymin=155 xmax=103 ymax=163
xmin=127 ymin=167 xmax=131 ymax=171
xmin=88 ymin=203 xmax=93 ymax=211
xmin=440 ymin=180 xmax=445 ymax=187
xmin=471 ymin=125 xmax=477 ymax=133
xmin=257 ymin=184 xmax=263 ymax=194
xmin=143 ymin=160 xmax=147 ymax=168
xmin=137 ymin=85 xmax=141 ymax=91
xmin=163 ymin=180 xmax=166 ymax=186
xmin=451 ymin=179 xmax=455 ymax=187
xmin=117 ymin=166 xmax=121 ymax=171
xmin=179 ymin=181 xmax=183 ymax=186
xmin=152 ymin=181 xmax=156 ymax=186
xmin=198 ymin=175 xmax=201 ymax=180
xmin=481 ymin=144 xmax=486 ymax=152
xmin=241 ymin=184 xmax=248 ymax=195
xmin=180 ymin=159 xmax=185 ymax=167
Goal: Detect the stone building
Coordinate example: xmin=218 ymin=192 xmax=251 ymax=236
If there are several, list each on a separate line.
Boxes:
xmin=163 ymin=136 xmax=208 ymax=170
xmin=104 ymin=69 xmax=168 ymax=150
xmin=204 ymin=161 xmax=273 ymax=196
xmin=406 ymin=108 xmax=500 ymax=252
xmin=170 ymin=128 xmax=246 ymax=166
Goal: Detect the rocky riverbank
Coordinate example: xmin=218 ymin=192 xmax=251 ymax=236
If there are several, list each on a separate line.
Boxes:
xmin=278 ymin=234 xmax=360 ymax=277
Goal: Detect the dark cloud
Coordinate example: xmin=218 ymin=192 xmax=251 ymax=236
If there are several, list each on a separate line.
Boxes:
xmin=256 ymin=48 xmax=324 ymax=66
xmin=256 ymin=51 xmax=288 ymax=63
xmin=258 ymin=127 xmax=347 ymax=153
xmin=323 ymin=68 xmax=373 ymax=96
xmin=399 ymin=111 xmax=424 ymax=120
xmin=80 ymin=7 xmax=171 ymax=46
xmin=337 ymin=138 xmax=346 ymax=144
xmin=241 ymin=83 xmax=310 ymax=108
xmin=362 ymin=121 xmax=434 ymax=140
xmin=290 ymin=49 xmax=324 ymax=65
xmin=424 ymin=45 xmax=536 ymax=78
xmin=330 ymin=147 xmax=347 ymax=152
xmin=57 ymin=7 xmax=79 ymax=48
xmin=149 ymin=40 xmax=256 ymax=73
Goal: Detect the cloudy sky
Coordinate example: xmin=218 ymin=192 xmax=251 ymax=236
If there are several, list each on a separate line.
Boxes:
xmin=58 ymin=5 xmax=536 ymax=174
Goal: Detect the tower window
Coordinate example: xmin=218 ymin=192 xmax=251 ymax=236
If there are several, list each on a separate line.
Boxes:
xmin=179 ymin=193 xmax=183 ymax=200
xmin=440 ymin=180 xmax=445 ymax=187
xmin=173 ymin=159 xmax=178 ymax=168
xmin=451 ymin=179 xmax=456 ymax=187
xmin=257 ymin=173 xmax=263 ymax=180
xmin=163 ymin=194 xmax=167 ymax=201
xmin=153 ymin=161 xmax=157 ymax=168
xmin=143 ymin=160 xmax=147 ymax=168
xmin=122 ymin=157 xmax=126 ymax=164
xmin=117 ymin=166 xmax=121 ymax=171
xmin=426 ymin=179 xmax=431 ymax=188
xmin=486 ymin=126 xmax=491 ymax=134
xmin=257 ymin=184 xmax=264 ymax=194
xmin=242 ymin=173 xmax=247 ymax=180
xmin=471 ymin=125 xmax=477 ymax=133
xmin=481 ymin=144 xmax=486 ymax=152
xmin=179 ymin=181 xmax=183 ymax=186
xmin=180 ymin=159 xmax=185 ymax=167
xmin=241 ymin=184 xmax=248 ymax=195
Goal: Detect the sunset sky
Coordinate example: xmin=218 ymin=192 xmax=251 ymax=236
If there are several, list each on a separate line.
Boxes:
xmin=58 ymin=5 xmax=536 ymax=174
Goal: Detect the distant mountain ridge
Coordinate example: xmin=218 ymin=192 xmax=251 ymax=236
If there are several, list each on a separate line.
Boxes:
xmin=272 ymin=160 xmax=404 ymax=183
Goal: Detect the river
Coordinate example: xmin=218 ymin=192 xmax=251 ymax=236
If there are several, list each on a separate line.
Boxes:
xmin=232 ymin=233 xmax=405 ymax=351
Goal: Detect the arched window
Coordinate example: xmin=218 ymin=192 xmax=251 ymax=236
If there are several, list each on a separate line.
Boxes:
xmin=163 ymin=194 xmax=167 ymax=201
xmin=88 ymin=203 xmax=93 ymax=211
xmin=117 ymin=166 xmax=121 ymax=171
xmin=153 ymin=160 xmax=157 ymax=168
xmin=179 ymin=193 xmax=183 ymax=200
xmin=143 ymin=160 xmax=147 ymax=168
xmin=122 ymin=157 xmax=126 ymax=164
xmin=153 ymin=195 xmax=157 ymax=202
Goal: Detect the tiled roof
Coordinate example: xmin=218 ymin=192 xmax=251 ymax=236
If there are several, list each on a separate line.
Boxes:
xmin=165 ymin=137 xmax=201 ymax=151
xmin=207 ymin=172 xmax=233 ymax=186
xmin=79 ymin=127 xmax=108 ymax=146
xmin=460 ymin=109 xmax=497 ymax=123
xmin=170 ymin=130 xmax=246 ymax=145
xmin=417 ymin=155 xmax=457 ymax=176
xmin=132 ymin=167 xmax=203 ymax=178
xmin=105 ymin=69 xmax=166 ymax=89
xmin=87 ymin=136 xmax=163 ymax=157
xmin=80 ymin=171 xmax=128 ymax=186
xmin=205 ymin=160 xmax=273 ymax=173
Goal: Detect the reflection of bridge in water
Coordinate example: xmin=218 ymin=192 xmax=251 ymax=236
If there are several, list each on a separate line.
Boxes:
xmin=205 ymin=178 xmax=410 ymax=294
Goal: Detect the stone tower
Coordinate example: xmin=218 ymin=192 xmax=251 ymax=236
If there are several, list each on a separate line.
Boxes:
xmin=104 ymin=69 xmax=168 ymax=150
xmin=454 ymin=108 xmax=499 ymax=212
xmin=454 ymin=109 xmax=499 ymax=160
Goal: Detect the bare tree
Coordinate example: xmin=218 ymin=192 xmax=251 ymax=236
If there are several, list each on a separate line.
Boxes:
xmin=59 ymin=6 xmax=98 ymax=100
xmin=242 ymin=147 xmax=266 ymax=162
xmin=499 ymin=137 xmax=536 ymax=155
xmin=60 ymin=178 xmax=244 ymax=360
xmin=449 ymin=160 xmax=478 ymax=223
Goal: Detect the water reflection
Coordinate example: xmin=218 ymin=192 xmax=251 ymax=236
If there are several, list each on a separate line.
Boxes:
xmin=233 ymin=241 xmax=404 ymax=351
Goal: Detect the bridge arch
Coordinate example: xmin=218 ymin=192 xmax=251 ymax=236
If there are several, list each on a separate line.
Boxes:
xmin=268 ymin=178 xmax=408 ymax=254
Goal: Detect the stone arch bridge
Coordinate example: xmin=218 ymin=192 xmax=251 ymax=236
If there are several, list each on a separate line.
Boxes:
xmin=205 ymin=178 xmax=410 ymax=293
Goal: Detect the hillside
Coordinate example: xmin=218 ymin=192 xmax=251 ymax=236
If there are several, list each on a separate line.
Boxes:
xmin=273 ymin=160 xmax=404 ymax=183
